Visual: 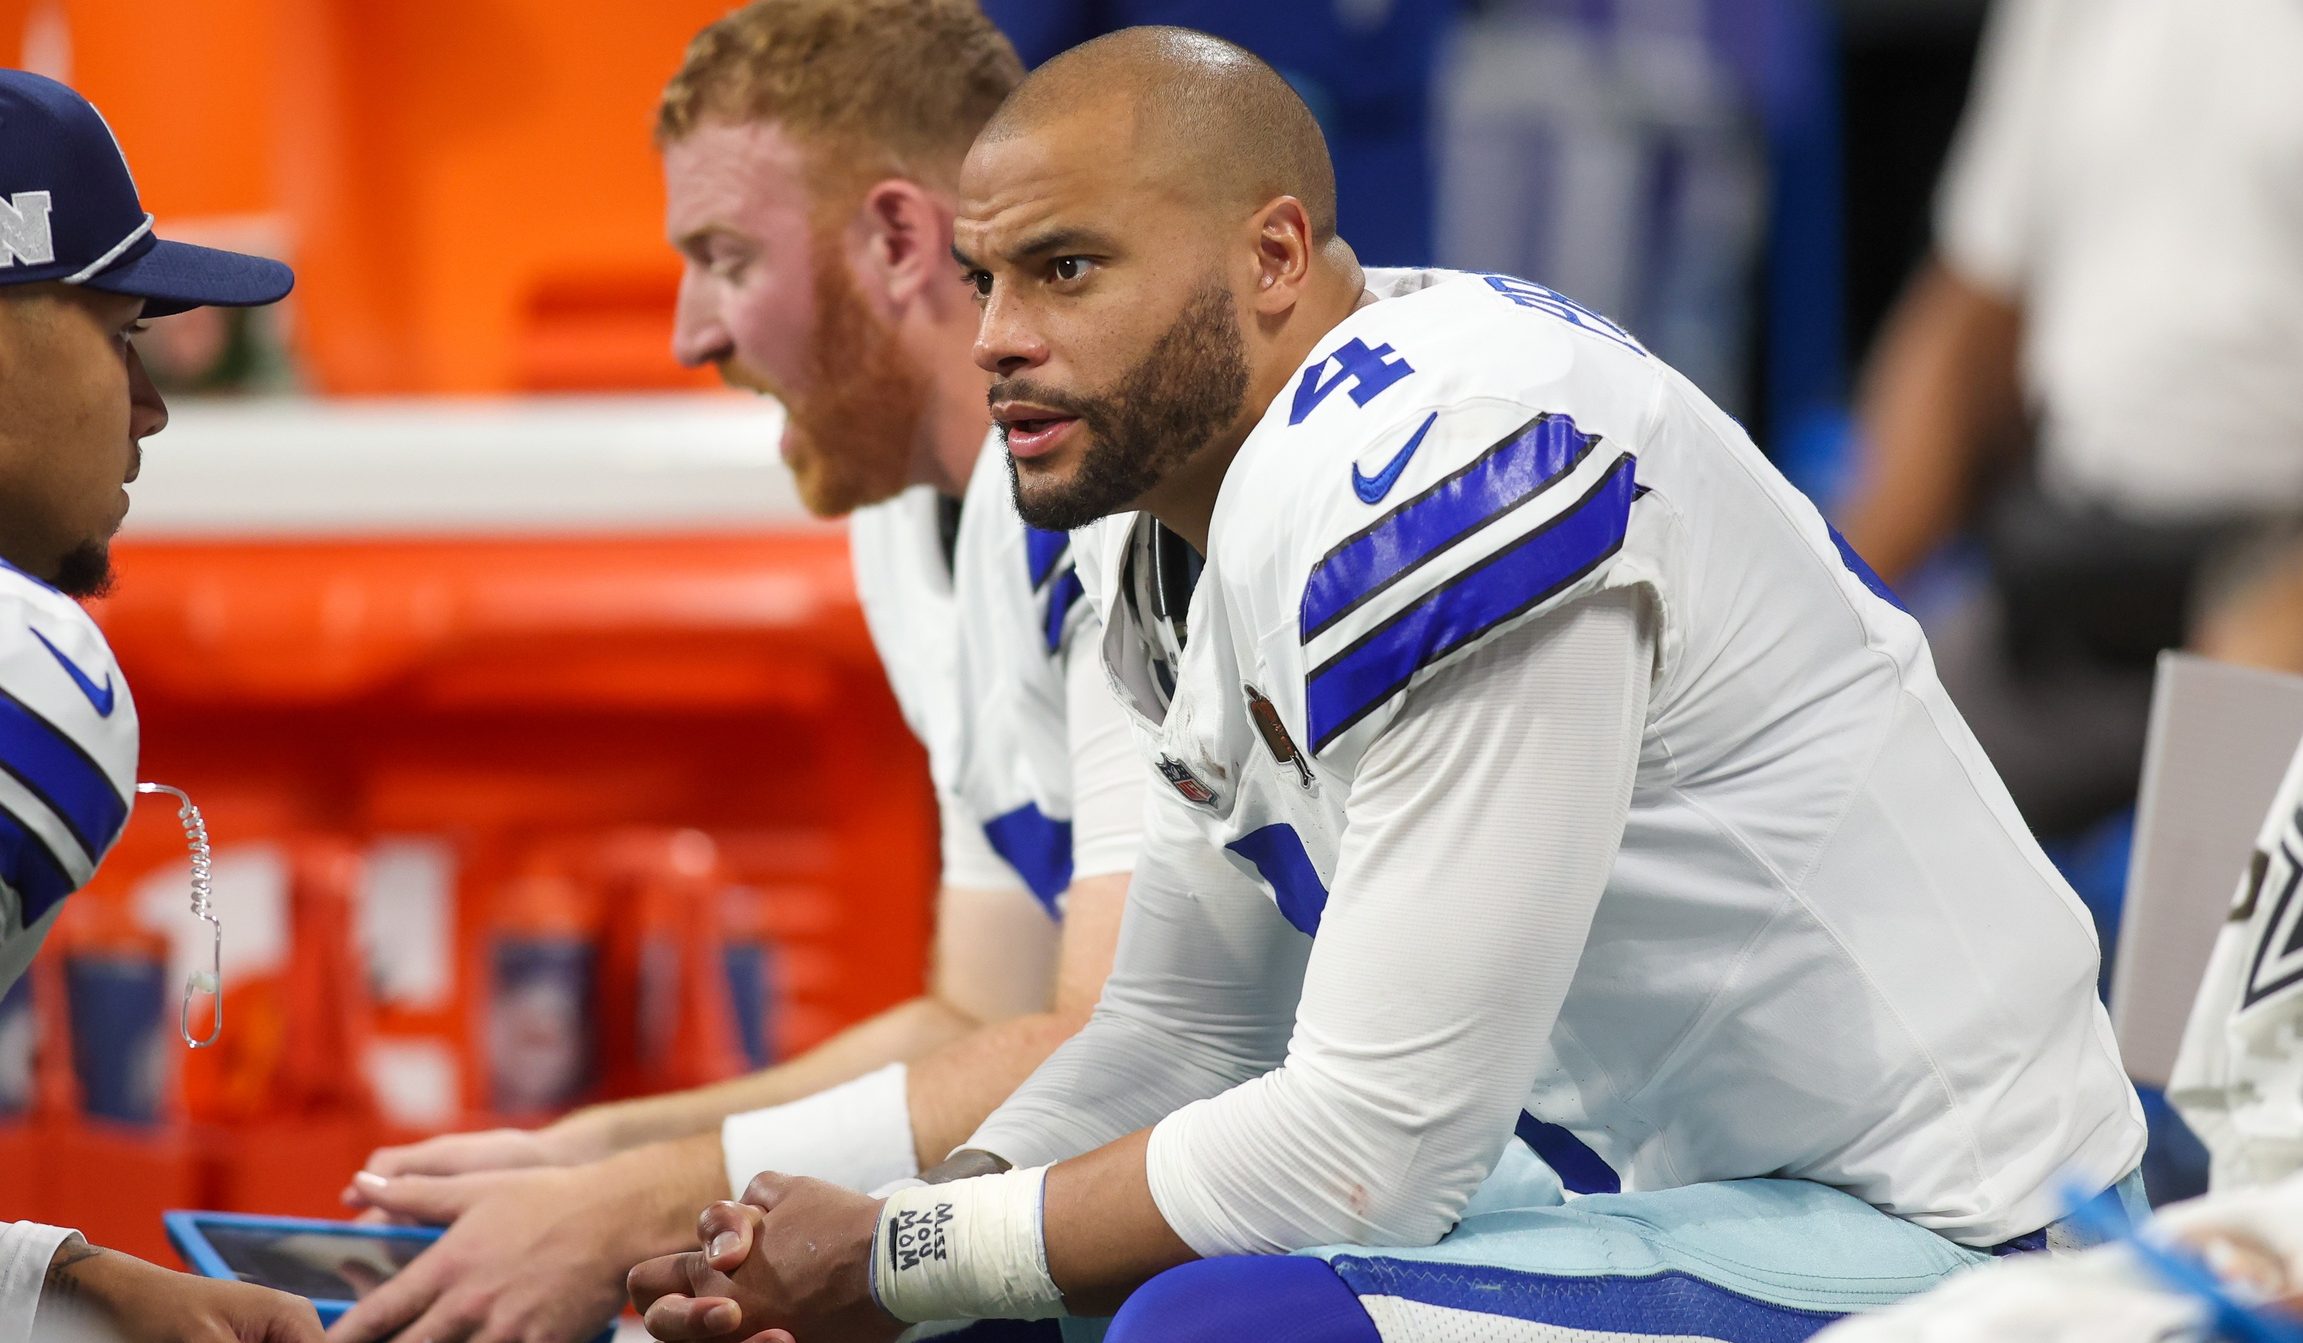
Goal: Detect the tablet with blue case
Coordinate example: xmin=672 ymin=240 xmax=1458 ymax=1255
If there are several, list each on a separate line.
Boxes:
xmin=164 ymin=1211 xmax=614 ymax=1339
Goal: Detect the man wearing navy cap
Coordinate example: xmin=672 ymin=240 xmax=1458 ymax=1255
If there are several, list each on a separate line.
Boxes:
xmin=0 ymin=69 xmax=311 ymax=1341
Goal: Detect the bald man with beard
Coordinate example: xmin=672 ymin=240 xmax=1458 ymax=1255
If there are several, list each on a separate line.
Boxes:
xmin=627 ymin=27 xmax=2145 ymax=1343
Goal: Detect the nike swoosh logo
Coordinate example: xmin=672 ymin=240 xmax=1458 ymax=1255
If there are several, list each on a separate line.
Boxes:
xmin=31 ymin=627 xmax=115 ymax=717
xmin=1352 ymin=412 xmax=1439 ymax=505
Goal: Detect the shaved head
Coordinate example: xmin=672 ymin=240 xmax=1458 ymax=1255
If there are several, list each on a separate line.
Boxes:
xmin=956 ymin=25 xmax=1365 ymax=545
xmin=981 ymin=27 xmax=1337 ymax=242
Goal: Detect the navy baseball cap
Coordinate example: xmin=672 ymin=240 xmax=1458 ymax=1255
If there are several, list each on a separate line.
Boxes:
xmin=0 ymin=69 xmax=292 ymax=316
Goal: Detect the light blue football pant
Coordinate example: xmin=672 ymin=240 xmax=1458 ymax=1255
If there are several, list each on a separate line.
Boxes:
xmin=1066 ymin=1146 xmax=2148 ymax=1343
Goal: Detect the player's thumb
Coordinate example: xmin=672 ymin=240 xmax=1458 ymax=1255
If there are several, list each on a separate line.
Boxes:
xmin=348 ymin=1170 xmax=479 ymax=1225
xmin=698 ymin=1200 xmax=760 ymax=1271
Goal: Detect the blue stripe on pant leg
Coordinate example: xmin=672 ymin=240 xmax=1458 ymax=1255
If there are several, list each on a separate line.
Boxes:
xmin=1108 ymin=1256 xmax=1379 ymax=1343
xmin=1327 ymin=1260 xmax=1843 ymax=1342
xmin=1307 ymin=1178 xmax=1983 ymax=1336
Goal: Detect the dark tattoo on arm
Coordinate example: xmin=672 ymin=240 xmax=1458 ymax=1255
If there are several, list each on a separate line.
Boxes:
xmin=43 ymin=1238 xmax=105 ymax=1301
xmin=921 ymin=1149 xmax=1013 ymax=1185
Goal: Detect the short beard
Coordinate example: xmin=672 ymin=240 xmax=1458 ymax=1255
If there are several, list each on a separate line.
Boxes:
xmin=780 ymin=245 xmax=929 ymax=518
xmin=999 ymin=278 xmax=1251 ymax=532
xmin=53 ymin=542 xmax=114 ymax=599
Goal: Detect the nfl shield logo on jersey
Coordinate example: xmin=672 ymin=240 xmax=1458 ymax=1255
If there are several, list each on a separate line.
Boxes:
xmin=1157 ymin=755 xmax=1218 ymax=807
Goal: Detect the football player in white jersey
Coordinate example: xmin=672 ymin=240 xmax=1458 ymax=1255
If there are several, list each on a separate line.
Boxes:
xmin=327 ymin=5 xmax=1143 ymax=1343
xmin=0 ymin=67 xmax=315 ymax=1343
xmin=625 ymin=26 xmax=2148 ymax=1343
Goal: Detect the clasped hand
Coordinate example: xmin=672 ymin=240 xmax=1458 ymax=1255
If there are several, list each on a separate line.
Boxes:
xmin=628 ymin=1173 xmax=902 ymax=1343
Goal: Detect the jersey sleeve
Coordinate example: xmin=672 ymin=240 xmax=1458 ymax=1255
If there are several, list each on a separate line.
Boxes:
xmin=1289 ymin=395 xmax=1651 ymax=762
xmin=0 ymin=577 xmax=138 ymax=944
xmin=1147 ymin=590 xmax=1652 ymax=1253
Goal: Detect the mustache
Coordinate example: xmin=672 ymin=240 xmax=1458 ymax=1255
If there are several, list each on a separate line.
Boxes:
xmin=716 ymin=357 xmax=784 ymax=399
xmin=987 ymin=380 xmax=1100 ymax=423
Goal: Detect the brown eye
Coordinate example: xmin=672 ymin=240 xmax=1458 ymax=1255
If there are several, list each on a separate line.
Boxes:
xmin=1052 ymin=257 xmax=1091 ymax=283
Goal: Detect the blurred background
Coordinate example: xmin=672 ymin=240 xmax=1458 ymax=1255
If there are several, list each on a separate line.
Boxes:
xmin=10 ymin=0 xmax=2286 ymax=1261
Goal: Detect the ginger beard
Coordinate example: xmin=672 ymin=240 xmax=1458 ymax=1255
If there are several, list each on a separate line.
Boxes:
xmin=776 ymin=242 xmax=929 ymax=518
xmin=997 ymin=277 xmax=1251 ymax=532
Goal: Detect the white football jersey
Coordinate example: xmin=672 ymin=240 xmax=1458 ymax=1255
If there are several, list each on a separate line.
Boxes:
xmin=1078 ymin=268 xmax=2145 ymax=1245
xmin=0 ymin=565 xmax=140 ymax=996
xmin=850 ymin=432 xmax=1098 ymax=913
xmin=2170 ymin=734 xmax=2303 ymax=1190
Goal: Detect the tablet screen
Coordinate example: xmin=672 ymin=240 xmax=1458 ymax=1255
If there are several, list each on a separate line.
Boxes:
xmin=199 ymin=1223 xmax=431 ymax=1300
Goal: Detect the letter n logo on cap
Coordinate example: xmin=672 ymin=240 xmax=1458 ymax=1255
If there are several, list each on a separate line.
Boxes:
xmin=0 ymin=191 xmax=57 ymax=268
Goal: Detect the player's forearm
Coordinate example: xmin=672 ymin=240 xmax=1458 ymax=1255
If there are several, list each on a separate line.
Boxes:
xmin=908 ymin=870 xmax=1129 ymax=1164
xmin=905 ymin=1007 xmax=1088 ymax=1169
xmin=1841 ymin=258 xmax=2025 ymax=583
xmin=592 ymin=1132 xmax=733 ymax=1257
xmin=554 ymin=995 xmax=981 ymax=1155
xmin=1042 ymin=1129 xmax=1197 ymax=1313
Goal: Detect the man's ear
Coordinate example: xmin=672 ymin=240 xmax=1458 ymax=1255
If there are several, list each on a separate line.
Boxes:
xmin=1248 ymin=196 xmax=1317 ymax=317
xmin=857 ymin=178 xmax=954 ymax=312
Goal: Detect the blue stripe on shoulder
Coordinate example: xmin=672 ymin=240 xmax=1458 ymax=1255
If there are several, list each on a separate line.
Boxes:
xmin=1225 ymin=824 xmax=1328 ymax=935
xmin=1025 ymin=527 xmax=1070 ymax=591
xmin=1516 ymin=1111 xmax=1620 ymax=1195
xmin=0 ymin=689 xmax=125 ymax=864
xmin=1042 ymin=568 xmax=1086 ymax=655
xmin=1302 ymin=414 xmax=1602 ymax=642
xmin=981 ymin=803 xmax=1073 ymax=916
xmin=0 ymin=802 xmax=79 ymax=924
xmin=1826 ymin=524 xmax=1909 ymax=615
xmin=1305 ymin=454 xmax=1638 ymax=753
xmin=1323 ymin=1259 xmax=1842 ymax=1342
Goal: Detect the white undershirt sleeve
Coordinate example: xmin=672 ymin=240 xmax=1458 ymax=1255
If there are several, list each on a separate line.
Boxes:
xmin=1062 ymin=615 xmax=1144 ymax=885
xmin=963 ymin=792 xmax=1309 ymax=1169
xmin=1147 ymin=588 xmax=1655 ymax=1254
xmin=1 ymin=1222 xmax=75 ymax=1341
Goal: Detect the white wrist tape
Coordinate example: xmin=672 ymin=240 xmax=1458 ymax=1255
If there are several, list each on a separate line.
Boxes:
xmin=872 ymin=1167 xmax=1064 ymax=1323
xmin=720 ymin=1062 xmax=919 ymax=1197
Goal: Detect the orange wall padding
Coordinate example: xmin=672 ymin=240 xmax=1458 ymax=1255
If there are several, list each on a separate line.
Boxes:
xmin=6 ymin=0 xmax=738 ymax=393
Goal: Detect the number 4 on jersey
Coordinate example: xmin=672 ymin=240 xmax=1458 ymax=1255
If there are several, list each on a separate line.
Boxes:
xmin=1289 ymin=337 xmax=1415 ymax=425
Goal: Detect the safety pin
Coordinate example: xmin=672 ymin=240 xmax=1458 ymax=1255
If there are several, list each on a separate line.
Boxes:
xmin=136 ymin=782 xmax=222 ymax=1048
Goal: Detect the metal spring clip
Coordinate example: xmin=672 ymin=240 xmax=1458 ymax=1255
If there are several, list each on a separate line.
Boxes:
xmin=136 ymin=782 xmax=221 ymax=1048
